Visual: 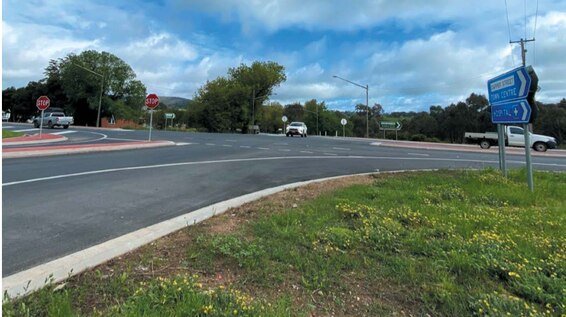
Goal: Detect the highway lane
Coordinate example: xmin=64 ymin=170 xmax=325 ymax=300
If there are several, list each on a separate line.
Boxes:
xmin=3 ymin=131 xmax=566 ymax=276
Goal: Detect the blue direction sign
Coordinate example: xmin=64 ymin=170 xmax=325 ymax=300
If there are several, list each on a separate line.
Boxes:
xmin=491 ymin=99 xmax=531 ymax=124
xmin=487 ymin=66 xmax=531 ymax=105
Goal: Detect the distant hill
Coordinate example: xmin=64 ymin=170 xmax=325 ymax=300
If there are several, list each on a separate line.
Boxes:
xmin=159 ymin=96 xmax=192 ymax=109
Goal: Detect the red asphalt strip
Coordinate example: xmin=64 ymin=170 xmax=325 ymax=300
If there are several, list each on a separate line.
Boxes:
xmin=2 ymin=141 xmax=165 ymax=152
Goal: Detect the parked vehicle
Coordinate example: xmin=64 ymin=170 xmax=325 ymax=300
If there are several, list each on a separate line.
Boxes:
xmin=2 ymin=111 xmax=11 ymax=122
xmin=33 ymin=112 xmax=74 ymax=129
xmin=286 ymin=122 xmax=307 ymax=137
xmin=464 ymin=126 xmax=557 ymax=152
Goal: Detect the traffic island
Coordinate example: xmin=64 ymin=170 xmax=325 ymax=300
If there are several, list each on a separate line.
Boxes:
xmin=2 ymin=133 xmax=68 ymax=146
xmin=2 ymin=140 xmax=176 ymax=159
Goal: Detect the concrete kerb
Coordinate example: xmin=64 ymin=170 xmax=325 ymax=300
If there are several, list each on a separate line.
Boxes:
xmin=1 ymin=169 xmax=435 ymax=299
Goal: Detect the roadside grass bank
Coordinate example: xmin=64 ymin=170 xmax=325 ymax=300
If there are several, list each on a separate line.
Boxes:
xmin=2 ymin=130 xmax=24 ymax=138
xmin=3 ymin=169 xmax=565 ymax=316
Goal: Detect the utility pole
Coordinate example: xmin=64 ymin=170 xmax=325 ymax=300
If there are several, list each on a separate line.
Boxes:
xmin=510 ymin=37 xmax=535 ymax=192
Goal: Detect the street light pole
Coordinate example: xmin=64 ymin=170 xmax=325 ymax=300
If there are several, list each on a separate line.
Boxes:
xmin=73 ymin=63 xmax=104 ymax=127
xmin=333 ymin=75 xmax=369 ymax=138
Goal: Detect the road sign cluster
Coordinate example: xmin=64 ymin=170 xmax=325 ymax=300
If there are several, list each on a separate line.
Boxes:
xmin=487 ymin=66 xmax=535 ymax=124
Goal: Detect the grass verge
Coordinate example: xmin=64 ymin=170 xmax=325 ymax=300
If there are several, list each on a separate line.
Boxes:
xmin=2 ymin=130 xmax=24 ymax=138
xmin=3 ymin=169 xmax=565 ymax=316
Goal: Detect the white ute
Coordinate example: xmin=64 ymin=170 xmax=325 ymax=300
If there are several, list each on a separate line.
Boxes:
xmin=464 ymin=126 xmax=557 ymax=152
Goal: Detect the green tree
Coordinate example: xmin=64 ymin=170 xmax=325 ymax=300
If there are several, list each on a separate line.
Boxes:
xmin=46 ymin=50 xmax=146 ymax=126
xmin=228 ymin=61 xmax=286 ymax=127
xmin=283 ymin=103 xmax=304 ymax=122
xmin=259 ymin=102 xmax=284 ymax=133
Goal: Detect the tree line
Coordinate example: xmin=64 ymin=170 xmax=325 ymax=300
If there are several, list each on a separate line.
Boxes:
xmin=2 ymin=49 xmax=565 ymax=145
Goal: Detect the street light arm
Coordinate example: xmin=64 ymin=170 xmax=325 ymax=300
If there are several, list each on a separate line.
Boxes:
xmin=333 ymin=75 xmax=367 ymax=90
xmin=72 ymin=63 xmax=103 ymax=78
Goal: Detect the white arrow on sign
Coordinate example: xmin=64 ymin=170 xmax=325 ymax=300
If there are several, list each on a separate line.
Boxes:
xmin=518 ymin=69 xmax=528 ymax=97
xmin=521 ymin=101 xmax=529 ymax=121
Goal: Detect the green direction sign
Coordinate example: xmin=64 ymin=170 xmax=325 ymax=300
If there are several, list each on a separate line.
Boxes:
xmin=165 ymin=113 xmax=176 ymax=119
xmin=380 ymin=121 xmax=401 ymax=130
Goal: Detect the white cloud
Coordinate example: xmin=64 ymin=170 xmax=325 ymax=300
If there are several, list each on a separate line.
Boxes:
xmin=2 ymin=21 xmax=99 ymax=86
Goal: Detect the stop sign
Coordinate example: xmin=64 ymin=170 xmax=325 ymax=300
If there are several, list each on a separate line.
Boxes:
xmin=36 ymin=96 xmax=50 ymax=111
xmin=145 ymin=93 xmax=159 ymax=110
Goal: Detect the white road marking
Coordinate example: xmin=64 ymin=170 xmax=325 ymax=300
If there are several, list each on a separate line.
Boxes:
xmin=323 ymin=153 xmax=338 ymax=156
xmin=175 ymin=142 xmax=192 ymax=146
xmin=2 ymin=126 xmax=15 ymax=129
xmin=300 ymin=151 xmax=313 ymax=154
xmin=13 ymin=129 xmax=39 ymax=132
xmin=370 ymin=142 xmax=382 ymax=146
xmin=205 ymin=143 xmax=216 ymax=146
xmin=51 ymin=131 xmax=77 ymax=135
xmin=222 ymin=144 xmax=233 ymax=147
xmin=332 ymin=147 xmax=350 ymax=151
xmin=106 ymin=137 xmax=146 ymax=142
xmin=278 ymin=149 xmax=291 ymax=152
xmin=4 ymin=156 xmax=564 ymax=187
xmin=408 ymin=153 xmax=430 ymax=157
xmin=257 ymin=147 xmax=270 ymax=150
xmin=240 ymin=146 xmax=251 ymax=149
xmin=225 ymin=139 xmax=237 ymax=142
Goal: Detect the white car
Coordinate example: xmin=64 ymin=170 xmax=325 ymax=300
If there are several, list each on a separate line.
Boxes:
xmin=286 ymin=122 xmax=307 ymax=137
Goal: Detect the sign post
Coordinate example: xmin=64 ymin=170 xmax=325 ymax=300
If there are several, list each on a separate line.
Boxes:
xmin=164 ymin=113 xmax=176 ymax=131
xmin=145 ymin=94 xmax=159 ymax=141
xmin=36 ymin=96 xmax=50 ymax=137
xmin=341 ymin=118 xmax=347 ymax=137
xmin=379 ymin=121 xmax=402 ymax=140
xmin=282 ymin=115 xmax=288 ymax=135
xmin=487 ymin=66 xmax=534 ymax=190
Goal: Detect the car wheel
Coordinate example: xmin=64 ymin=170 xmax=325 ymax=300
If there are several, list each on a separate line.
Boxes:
xmin=48 ymin=121 xmax=53 ymax=129
xmin=479 ymin=140 xmax=491 ymax=149
xmin=304 ymin=133 xmax=307 ymax=138
xmin=286 ymin=133 xmax=289 ymax=137
xmin=63 ymin=125 xmax=69 ymax=129
xmin=33 ymin=121 xmax=39 ymax=128
xmin=533 ymin=142 xmax=548 ymax=152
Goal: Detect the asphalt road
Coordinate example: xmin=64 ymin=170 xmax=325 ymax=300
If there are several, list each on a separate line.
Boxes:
xmin=3 ymin=130 xmax=566 ymax=276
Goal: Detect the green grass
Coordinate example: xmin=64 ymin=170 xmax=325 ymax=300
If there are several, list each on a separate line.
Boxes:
xmin=2 ymin=130 xmax=24 ymax=138
xmin=3 ymin=169 xmax=565 ymax=316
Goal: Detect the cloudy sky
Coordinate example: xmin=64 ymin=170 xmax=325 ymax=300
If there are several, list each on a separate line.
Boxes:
xmin=2 ymin=0 xmax=566 ymax=112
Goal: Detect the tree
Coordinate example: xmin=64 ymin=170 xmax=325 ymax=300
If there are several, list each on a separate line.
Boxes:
xmin=259 ymin=102 xmax=284 ymax=133
xmin=188 ymin=61 xmax=285 ymax=132
xmin=283 ymin=103 xmax=304 ymax=122
xmin=228 ymin=61 xmax=286 ymax=126
xmin=46 ymin=50 xmax=146 ymax=126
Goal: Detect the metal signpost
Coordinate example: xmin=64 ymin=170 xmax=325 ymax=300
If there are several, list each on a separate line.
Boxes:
xmin=145 ymin=94 xmax=159 ymax=141
xmin=380 ymin=121 xmax=402 ymax=140
xmin=164 ymin=113 xmax=176 ymax=130
xmin=341 ymin=118 xmax=347 ymax=137
xmin=282 ymin=115 xmax=288 ymax=134
xmin=36 ymin=96 xmax=50 ymax=137
xmin=487 ymin=66 xmax=534 ymax=191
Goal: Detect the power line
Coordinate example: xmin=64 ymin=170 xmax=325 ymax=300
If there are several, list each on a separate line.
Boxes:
xmin=533 ymin=0 xmax=539 ymax=66
xmin=504 ymin=0 xmax=516 ymax=65
xmin=524 ymin=0 xmax=527 ymax=40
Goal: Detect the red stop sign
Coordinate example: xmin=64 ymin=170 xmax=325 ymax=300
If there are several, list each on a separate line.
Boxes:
xmin=36 ymin=96 xmax=51 ymax=111
xmin=145 ymin=93 xmax=159 ymax=110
